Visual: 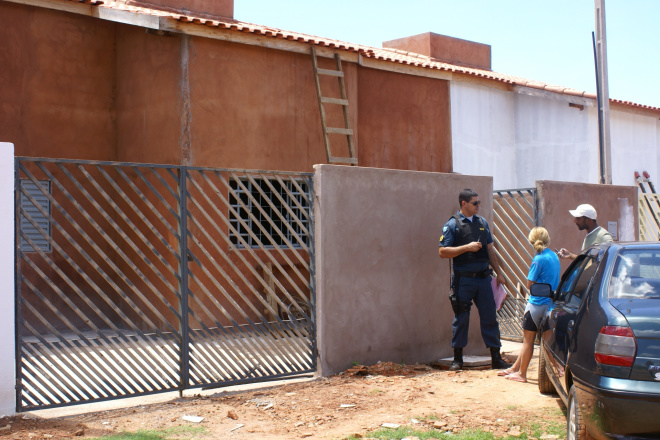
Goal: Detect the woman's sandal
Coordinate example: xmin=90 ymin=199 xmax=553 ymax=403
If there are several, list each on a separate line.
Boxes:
xmin=497 ymin=368 xmax=515 ymax=377
xmin=504 ymin=372 xmax=527 ymax=383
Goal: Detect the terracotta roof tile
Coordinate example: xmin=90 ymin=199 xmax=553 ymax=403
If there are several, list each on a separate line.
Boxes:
xmin=58 ymin=0 xmax=658 ymax=112
xmin=562 ymin=88 xmax=587 ymax=97
xmin=544 ymin=85 xmax=568 ymax=94
xmin=611 ymin=99 xmax=659 ymax=111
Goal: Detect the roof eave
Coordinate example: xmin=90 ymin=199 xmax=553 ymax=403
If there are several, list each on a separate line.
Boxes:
xmin=4 ymin=0 xmax=659 ymax=114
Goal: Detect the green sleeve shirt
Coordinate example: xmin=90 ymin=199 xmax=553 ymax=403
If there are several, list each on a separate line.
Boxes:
xmin=582 ymin=226 xmax=613 ymax=250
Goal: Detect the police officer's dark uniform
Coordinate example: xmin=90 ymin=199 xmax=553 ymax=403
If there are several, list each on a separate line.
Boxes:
xmin=439 ymin=212 xmax=510 ymax=370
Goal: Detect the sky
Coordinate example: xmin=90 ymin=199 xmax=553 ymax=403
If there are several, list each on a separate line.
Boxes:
xmin=235 ymin=0 xmax=660 ymax=107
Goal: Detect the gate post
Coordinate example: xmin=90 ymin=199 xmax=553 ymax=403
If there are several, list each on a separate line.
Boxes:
xmin=0 ymin=143 xmax=15 ymax=416
xmin=177 ymin=168 xmax=190 ymax=394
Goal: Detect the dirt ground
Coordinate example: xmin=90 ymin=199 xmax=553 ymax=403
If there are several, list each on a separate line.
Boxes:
xmin=0 ymin=349 xmax=567 ymax=440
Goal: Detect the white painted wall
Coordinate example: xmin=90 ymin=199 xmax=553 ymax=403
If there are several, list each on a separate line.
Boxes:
xmin=451 ymin=81 xmax=660 ymax=189
xmin=450 ymin=82 xmax=516 ymax=189
xmin=513 ymin=89 xmax=598 ymax=187
xmin=610 ymin=110 xmax=660 ymax=184
xmin=0 ymin=143 xmax=15 ymax=416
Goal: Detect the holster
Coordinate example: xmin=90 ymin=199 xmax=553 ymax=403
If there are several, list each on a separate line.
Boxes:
xmin=449 ymin=273 xmax=471 ymax=315
xmin=449 ymin=274 xmax=460 ymax=315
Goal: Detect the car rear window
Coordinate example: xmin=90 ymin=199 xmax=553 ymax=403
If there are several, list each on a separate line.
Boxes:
xmin=609 ymin=249 xmax=660 ymax=299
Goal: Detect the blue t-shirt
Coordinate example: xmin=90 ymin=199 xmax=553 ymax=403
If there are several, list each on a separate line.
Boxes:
xmin=439 ymin=212 xmax=494 ymax=272
xmin=527 ymin=248 xmax=561 ymax=305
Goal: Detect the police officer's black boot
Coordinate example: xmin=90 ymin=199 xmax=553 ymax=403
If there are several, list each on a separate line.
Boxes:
xmin=490 ymin=347 xmax=511 ymax=370
xmin=449 ymin=347 xmax=463 ymax=371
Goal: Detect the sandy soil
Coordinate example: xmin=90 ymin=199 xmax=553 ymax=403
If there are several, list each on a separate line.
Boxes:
xmin=0 ymin=350 xmax=567 ymax=440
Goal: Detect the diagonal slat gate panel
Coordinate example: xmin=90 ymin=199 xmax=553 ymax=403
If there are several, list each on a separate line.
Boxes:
xmin=639 ymin=192 xmax=660 ymax=242
xmin=16 ymin=158 xmax=316 ymax=411
xmin=492 ymin=189 xmax=537 ymax=342
xmin=16 ymin=159 xmax=184 ymax=410
xmin=182 ymin=169 xmax=315 ymax=388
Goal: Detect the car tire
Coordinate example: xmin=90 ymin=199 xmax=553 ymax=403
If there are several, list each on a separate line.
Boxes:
xmin=567 ymin=385 xmax=587 ymax=440
xmin=538 ymin=340 xmax=556 ymax=394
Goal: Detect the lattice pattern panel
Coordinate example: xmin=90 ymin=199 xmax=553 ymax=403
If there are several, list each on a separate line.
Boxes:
xmin=492 ymin=189 xmax=537 ymax=342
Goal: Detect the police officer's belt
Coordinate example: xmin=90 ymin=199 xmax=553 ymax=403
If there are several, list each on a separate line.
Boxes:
xmin=454 ymin=269 xmax=492 ymax=279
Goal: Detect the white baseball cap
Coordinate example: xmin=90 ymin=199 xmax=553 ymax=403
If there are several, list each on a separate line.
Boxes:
xmin=569 ymin=204 xmax=597 ymax=220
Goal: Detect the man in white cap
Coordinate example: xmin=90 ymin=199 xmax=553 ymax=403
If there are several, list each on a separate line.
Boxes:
xmin=558 ymin=204 xmax=613 ymax=260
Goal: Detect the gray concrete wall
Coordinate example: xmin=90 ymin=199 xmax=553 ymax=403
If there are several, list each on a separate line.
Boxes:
xmin=536 ymin=180 xmax=638 ymax=273
xmin=314 ymin=165 xmax=494 ymax=376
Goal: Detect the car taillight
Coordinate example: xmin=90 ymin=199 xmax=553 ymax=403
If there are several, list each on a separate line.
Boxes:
xmin=594 ymin=326 xmax=637 ymax=367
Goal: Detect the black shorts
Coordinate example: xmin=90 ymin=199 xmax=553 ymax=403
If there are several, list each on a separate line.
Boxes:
xmin=521 ymin=311 xmax=538 ymax=332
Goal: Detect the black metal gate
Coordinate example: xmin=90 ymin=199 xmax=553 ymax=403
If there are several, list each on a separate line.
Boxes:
xmin=15 ymin=158 xmax=316 ymax=411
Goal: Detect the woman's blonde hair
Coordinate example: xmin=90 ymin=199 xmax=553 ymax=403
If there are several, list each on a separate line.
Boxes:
xmin=528 ymin=227 xmax=550 ymax=253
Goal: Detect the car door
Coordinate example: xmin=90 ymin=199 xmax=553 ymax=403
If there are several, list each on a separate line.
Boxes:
xmin=542 ymin=254 xmax=599 ymax=396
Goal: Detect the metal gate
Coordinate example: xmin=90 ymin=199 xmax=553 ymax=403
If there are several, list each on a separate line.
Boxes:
xmin=15 ymin=157 xmax=315 ymax=411
xmin=492 ymin=188 xmax=537 ymax=341
xmin=638 ymin=193 xmax=660 ymax=242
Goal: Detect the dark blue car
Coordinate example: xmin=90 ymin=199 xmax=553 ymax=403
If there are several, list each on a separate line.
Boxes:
xmin=536 ymin=242 xmax=660 ymax=440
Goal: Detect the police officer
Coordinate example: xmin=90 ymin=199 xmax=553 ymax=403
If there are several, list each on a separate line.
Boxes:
xmin=438 ymin=188 xmax=511 ymax=371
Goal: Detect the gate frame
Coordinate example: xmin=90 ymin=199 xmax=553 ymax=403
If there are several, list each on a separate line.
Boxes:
xmin=492 ymin=187 xmax=538 ymax=342
xmin=14 ymin=157 xmax=317 ymax=412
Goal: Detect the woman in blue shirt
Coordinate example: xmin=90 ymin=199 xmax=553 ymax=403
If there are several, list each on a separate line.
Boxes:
xmin=499 ymin=227 xmax=560 ymax=383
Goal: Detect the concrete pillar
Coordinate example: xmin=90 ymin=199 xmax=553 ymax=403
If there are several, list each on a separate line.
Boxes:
xmin=0 ymin=143 xmax=15 ymax=416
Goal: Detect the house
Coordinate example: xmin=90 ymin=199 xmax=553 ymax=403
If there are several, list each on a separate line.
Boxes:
xmin=0 ymin=0 xmax=653 ymax=415
xmin=2 ymin=0 xmax=658 ymax=187
xmin=2 ymin=0 xmax=453 ymax=172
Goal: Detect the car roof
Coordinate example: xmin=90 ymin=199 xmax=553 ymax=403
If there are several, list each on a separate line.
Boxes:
xmin=586 ymin=241 xmax=660 ymax=257
xmin=595 ymin=241 xmax=660 ymax=250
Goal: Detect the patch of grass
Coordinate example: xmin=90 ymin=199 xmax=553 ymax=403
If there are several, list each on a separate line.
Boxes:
xmin=89 ymin=425 xmax=207 ymax=440
xmin=89 ymin=431 xmax=167 ymax=440
xmin=414 ymin=414 xmax=439 ymax=422
xmin=544 ymin=406 xmax=566 ymax=417
xmin=343 ymin=426 xmax=509 ymax=440
xmin=341 ymin=422 xmax=566 ymax=440
xmin=506 ymin=405 xmax=520 ymax=410
xmin=369 ymin=388 xmax=384 ymax=394
xmin=163 ymin=425 xmax=207 ymax=436
xmin=526 ymin=419 xmax=566 ymax=438
xmin=519 ymin=410 xmax=566 ymax=439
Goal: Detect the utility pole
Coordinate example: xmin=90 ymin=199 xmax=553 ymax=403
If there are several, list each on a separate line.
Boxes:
xmin=594 ymin=0 xmax=612 ymax=184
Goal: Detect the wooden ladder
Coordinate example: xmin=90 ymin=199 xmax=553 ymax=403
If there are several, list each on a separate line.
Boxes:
xmin=311 ymin=47 xmax=357 ymax=166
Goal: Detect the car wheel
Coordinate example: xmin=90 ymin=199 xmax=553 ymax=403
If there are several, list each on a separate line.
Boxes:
xmin=538 ymin=340 xmax=556 ymax=394
xmin=567 ymin=385 xmax=587 ymax=440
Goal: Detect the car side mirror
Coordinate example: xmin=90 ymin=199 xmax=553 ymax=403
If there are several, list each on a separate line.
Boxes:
xmin=530 ymin=283 xmax=554 ymax=300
